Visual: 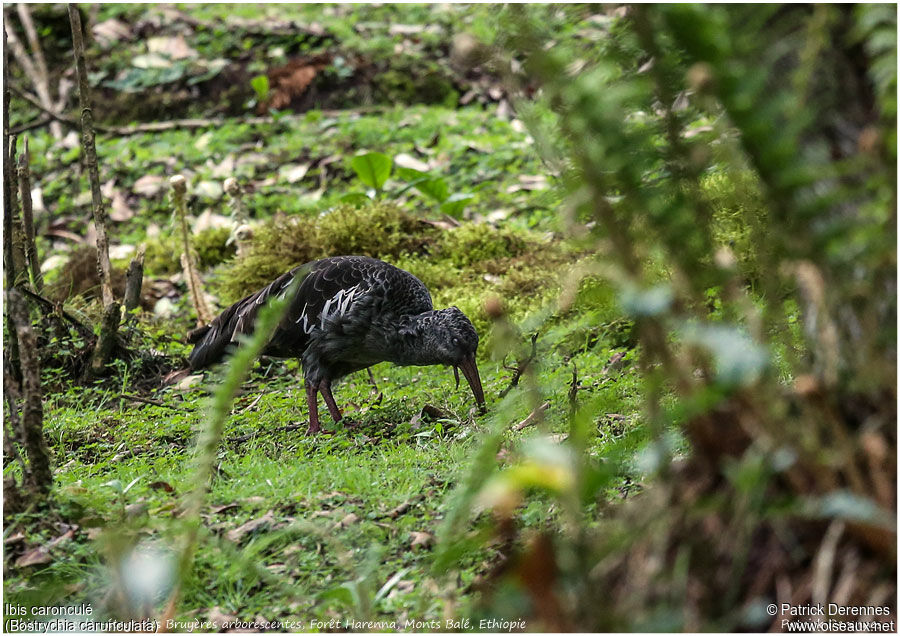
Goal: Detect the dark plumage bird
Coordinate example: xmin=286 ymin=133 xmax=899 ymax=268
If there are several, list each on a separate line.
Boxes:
xmin=188 ymin=256 xmax=486 ymax=433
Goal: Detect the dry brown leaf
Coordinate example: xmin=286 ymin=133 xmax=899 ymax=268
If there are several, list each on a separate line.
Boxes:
xmin=264 ymin=55 xmax=332 ymax=112
xmin=394 ymin=153 xmax=431 ymax=173
xmin=514 ymin=401 xmax=551 ymax=431
xmin=4 ymin=532 xmax=25 ymax=545
xmin=92 ymin=18 xmax=132 ymax=46
xmin=16 ymin=547 xmax=52 ymax=568
xmin=149 ymin=481 xmax=176 ymax=493
xmin=410 ymin=531 xmax=434 ymax=549
xmin=133 ymin=174 xmax=166 ymax=197
xmin=333 ymin=512 xmax=359 ymax=530
xmin=226 ymin=511 xmax=276 ymax=542
xmin=15 ymin=528 xmax=75 ymax=568
xmin=109 ymin=190 xmax=134 ymax=222
xmin=210 ymin=503 xmax=240 ymax=515
xmin=147 ymin=35 xmax=197 ymax=60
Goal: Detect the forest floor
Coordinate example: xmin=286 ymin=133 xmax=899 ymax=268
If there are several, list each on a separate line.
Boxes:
xmin=4 ymin=4 xmax=653 ymax=627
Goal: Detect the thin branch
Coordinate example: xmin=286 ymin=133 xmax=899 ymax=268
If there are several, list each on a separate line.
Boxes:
xmin=18 ymin=286 xmax=95 ymax=341
xmin=9 ymin=85 xmax=81 ymax=130
xmin=17 ymin=136 xmax=43 ymax=293
xmin=68 ymin=3 xmax=115 ymax=309
xmin=513 ymin=401 xmax=550 ymax=431
xmin=117 ymin=394 xmax=180 ymax=410
xmin=5 ymin=6 xmax=62 ymax=139
xmin=498 ymin=332 xmax=539 ymax=399
xmin=9 ymin=115 xmax=54 ymax=135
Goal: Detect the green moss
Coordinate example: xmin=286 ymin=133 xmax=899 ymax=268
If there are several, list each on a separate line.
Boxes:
xmin=701 ymin=169 xmax=769 ymax=275
xmin=143 ymin=227 xmax=237 ymax=276
xmin=214 ymin=214 xmax=320 ymax=303
xmin=436 ymin=222 xmax=528 ymax=267
xmin=316 ymin=202 xmax=433 ymax=258
xmin=195 ymin=226 xmax=237 ymax=269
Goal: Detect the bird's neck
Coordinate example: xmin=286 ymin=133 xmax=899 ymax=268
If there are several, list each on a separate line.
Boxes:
xmin=381 ymin=312 xmax=440 ymax=367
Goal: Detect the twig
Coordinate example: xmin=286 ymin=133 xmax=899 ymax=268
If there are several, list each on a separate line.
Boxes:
xmin=11 ymin=84 xmax=387 ymax=136
xmin=70 ymin=4 xmax=121 ymax=378
xmin=9 ymin=115 xmax=54 ymax=135
xmin=227 ymin=423 xmax=305 ymax=444
xmin=6 ymin=5 xmax=62 ymax=139
xmin=6 ymin=288 xmax=52 ymax=495
xmin=17 ymin=136 xmax=42 ymax=293
xmin=498 ymin=332 xmax=539 ymax=399
xmin=117 ymin=394 xmax=179 ymax=410
xmin=568 ymin=362 xmax=578 ymax=413
xmin=123 ymin=244 xmax=145 ymax=314
xmin=68 ymin=4 xmax=114 ymax=308
xmin=513 ymin=401 xmax=550 ymax=431
xmin=374 ymin=494 xmax=426 ymax=520
xmin=4 ymin=30 xmax=21 ymax=383
xmin=18 ymin=286 xmax=94 ymax=340
xmin=170 ymin=176 xmax=214 ymax=325
xmin=235 ymin=393 xmax=263 ymax=414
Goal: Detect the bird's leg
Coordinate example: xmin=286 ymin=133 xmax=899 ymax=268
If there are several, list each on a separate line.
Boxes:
xmin=318 ymin=379 xmax=343 ymax=423
xmin=305 ymin=380 xmax=321 ymax=435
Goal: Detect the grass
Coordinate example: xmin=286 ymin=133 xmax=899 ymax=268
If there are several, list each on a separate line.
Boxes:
xmin=8 ymin=333 xmax=647 ymax=625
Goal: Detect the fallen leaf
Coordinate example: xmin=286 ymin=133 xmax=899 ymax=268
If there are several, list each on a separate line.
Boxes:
xmin=147 ymin=35 xmax=197 ymax=60
xmin=409 ymin=531 xmax=434 ymax=548
xmin=92 ymin=18 xmax=132 ymax=46
xmin=394 ymin=153 xmax=431 ymax=173
xmin=125 ymin=503 xmax=148 ymax=518
xmin=4 ymin=532 xmax=25 ymax=545
xmin=15 ymin=528 xmax=75 ymax=567
xmin=514 ymin=401 xmax=551 ymax=431
xmin=243 ymin=496 xmax=267 ymax=506
xmin=175 ymin=373 xmax=203 ymax=391
xmin=333 ymin=512 xmax=359 ymax=530
xmin=193 ymin=209 xmax=231 ymax=232
xmin=210 ymin=503 xmax=240 ymax=514
xmin=227 ymin=511 xmax=276 ymax=542
xmin=16 ymin=547 xmax=52 ymax=568
xmin=133 ymin=175 xmax=166 ymax=197
xmin=149 ymin=481 xmax=175 ymax=493
xmin=278 ymin=163 xmax=310 ymax=184
xmin=194 ymin=181 xmax=223 ymax=200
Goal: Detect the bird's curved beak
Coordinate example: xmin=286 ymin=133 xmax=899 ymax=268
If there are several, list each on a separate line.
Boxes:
xmin=457 ymin=354 xmax=486 ymax=414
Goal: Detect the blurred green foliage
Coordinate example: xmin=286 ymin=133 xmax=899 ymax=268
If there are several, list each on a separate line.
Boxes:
xmin=437 ymin=4 xmax=896 ymax=631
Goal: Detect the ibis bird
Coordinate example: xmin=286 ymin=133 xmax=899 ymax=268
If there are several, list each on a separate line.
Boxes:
xmin=188 ymin=255 xmax=486 ymax=433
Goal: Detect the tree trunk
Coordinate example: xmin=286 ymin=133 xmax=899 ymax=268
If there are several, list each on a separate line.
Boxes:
xmin=68 ymin=3 xmax=120 ymax=374
xmin=17 ymin=136 xmax=43 ymax=293
xmin=124 ymin=245 xmax=146 ymax=315
xmin=4 ymin=29 xmax=21 ymax=382
xmin=6 ymin=288 xmax=51 ymax=497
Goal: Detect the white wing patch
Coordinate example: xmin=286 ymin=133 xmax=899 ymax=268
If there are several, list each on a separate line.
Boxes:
xmin=293 ymin=284 xmax=363 ymax=335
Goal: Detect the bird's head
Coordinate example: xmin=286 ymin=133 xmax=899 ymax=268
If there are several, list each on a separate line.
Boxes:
xmin=400 ymin=307 xmax=485 ymax=412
